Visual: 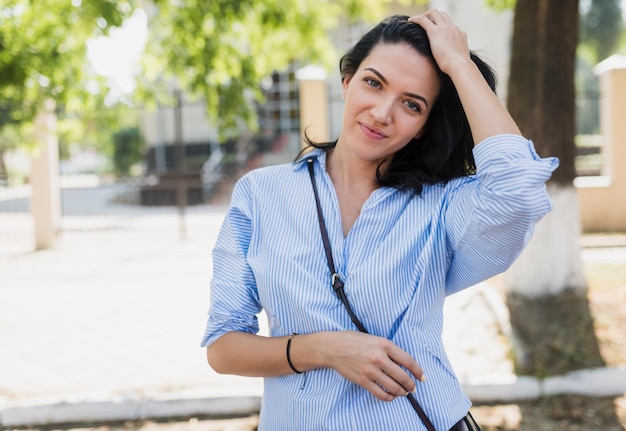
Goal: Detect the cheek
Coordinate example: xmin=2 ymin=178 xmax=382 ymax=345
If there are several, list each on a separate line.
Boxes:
xmin=403 ymin=117 xmax=428 ymax=141
xmin=413 ymin=121 xmax=428 ymax=139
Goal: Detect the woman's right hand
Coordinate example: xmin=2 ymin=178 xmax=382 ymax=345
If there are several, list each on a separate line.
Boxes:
xmin=298 ymin=331 xmax=427 ymax=401
xmin=408 ymin=9 xmax=471 ymax=76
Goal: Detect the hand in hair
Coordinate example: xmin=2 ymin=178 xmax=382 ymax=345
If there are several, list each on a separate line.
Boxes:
xmin=410 ymin=9 xmax=521 ymax=142
xmin=409 ymin=10 xmax=471 ymax=76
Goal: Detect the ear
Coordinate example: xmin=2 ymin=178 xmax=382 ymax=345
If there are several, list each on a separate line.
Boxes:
xmin=341 ymin=75 xmax=352 ymax=100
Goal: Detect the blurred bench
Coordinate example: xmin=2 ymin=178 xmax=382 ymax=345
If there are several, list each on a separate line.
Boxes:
xmin=140 ymin=171 xmax=204 ymax=206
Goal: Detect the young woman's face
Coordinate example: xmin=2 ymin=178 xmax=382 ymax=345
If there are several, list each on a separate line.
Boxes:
xmin=338 ymin=43 xmax=440 ymax=163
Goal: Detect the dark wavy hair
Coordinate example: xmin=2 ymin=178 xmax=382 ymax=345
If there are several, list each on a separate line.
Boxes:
xmin=301 ymin=15 xmax=497 ymax=194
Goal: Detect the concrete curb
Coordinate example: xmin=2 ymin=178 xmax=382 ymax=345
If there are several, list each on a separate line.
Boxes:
xmin=2 ymin=366 xmax=625 ymax=428
xmin=0 ymin=392 xmax=263 ymax=428
xmin=466 ymin=366 xmax=626 ymax=402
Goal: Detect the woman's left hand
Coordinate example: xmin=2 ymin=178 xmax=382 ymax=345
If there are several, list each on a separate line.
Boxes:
xmin=409 ymin=10 xmax=471 ymax=75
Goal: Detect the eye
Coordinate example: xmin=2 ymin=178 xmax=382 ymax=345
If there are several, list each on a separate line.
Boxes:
xmin=364 ymin=77 xmax=382 ymax=89
xmin=404 ymin=100 xmax=422 ymax=113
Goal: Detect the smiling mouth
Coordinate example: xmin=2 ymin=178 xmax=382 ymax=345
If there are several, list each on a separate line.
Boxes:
xmin=360 ymin=123 xmax=388 ymax=139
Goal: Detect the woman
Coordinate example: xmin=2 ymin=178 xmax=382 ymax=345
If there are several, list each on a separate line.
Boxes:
xmin=201 ymin=10 xmax=558 ymax=430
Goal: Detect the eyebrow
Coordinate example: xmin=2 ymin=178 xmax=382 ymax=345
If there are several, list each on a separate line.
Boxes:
xmin=364 ymin=67 xmax=430 ymax=109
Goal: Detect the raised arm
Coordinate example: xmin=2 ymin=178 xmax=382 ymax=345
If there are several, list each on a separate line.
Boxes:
xmin=409 ymin=10 xmax=521 ymax=144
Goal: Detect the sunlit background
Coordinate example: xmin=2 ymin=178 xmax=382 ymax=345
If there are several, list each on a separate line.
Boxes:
xmin=1 ymin=0 xmax=626 ymax=429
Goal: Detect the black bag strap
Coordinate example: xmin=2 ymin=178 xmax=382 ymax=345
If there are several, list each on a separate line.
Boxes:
xmin=306 ymin=158 xmax=436 ymax=431
xmin=307 ymin=159 xmax=368 ymax=333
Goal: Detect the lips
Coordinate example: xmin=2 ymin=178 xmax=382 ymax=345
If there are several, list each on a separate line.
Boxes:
xmin=359 ymin=123 xmax=388 ymax=139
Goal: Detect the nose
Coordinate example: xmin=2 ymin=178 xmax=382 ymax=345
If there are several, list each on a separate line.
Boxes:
xmin=370 ymin=98 xmax=393 ymax=125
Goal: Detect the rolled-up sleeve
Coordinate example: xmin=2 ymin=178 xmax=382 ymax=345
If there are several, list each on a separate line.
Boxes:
xmin=200 ymin=176 xmax=261 ymax=347
xmin=444 ymin=134 xmax=559 ymax=295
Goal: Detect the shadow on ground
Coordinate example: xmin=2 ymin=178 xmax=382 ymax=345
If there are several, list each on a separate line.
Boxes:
xmin=473 ymin=395 xmax=626 ymax=430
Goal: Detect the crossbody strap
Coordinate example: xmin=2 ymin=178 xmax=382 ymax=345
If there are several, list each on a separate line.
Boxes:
xmin=306 ymin=158 xmax=436 ymax=431
xmin=307 ymin=159 xmax=368 ymax=333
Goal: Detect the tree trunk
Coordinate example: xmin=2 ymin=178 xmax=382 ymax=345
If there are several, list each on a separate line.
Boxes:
xmin=505 ymin=0 xmax=605 ymax=376
xmin=509 ymin=0 xmax=579 ymax=181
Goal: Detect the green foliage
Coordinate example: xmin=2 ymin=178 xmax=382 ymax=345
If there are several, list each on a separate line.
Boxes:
xmin=112 ymin=127 xmax=143 ymax=176
xmin=0 ymin=0 xmax=135 ymax=150
xmin=57 ymin=97 xmax=141 ymax=170
xmin=484 ymin=0 xmax=516 ymax=11
xmin=0 ymin=123 xmax=22 ymax=159
xmin=140 ymin=0 xmax=424 ymax=138
xmin=580 ymin=0 xmax=624 ymax=64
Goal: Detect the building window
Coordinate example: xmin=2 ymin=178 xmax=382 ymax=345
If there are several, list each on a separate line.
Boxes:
xmin=258 ymin=63 xmax=300 ymax=133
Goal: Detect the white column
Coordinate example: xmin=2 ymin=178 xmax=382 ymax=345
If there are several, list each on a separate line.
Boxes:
xmin=30 ymin=99 xmax=61 ymax=250
xmin=296 ymin=65 xmax=330 ymax=146
xmin=576 ymin=54 xmax=626 ymax=232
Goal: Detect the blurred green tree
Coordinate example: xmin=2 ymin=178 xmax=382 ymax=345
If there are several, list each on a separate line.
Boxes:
xmin=56 ymin=99 xmax=141 ymax=176
xmin=580 ymin=0 xmax=624 ymax=64
xmin=0 ymin=0 xmax=134 ymax=121
xmin=112 ymin=126 xmax=143 ymax=176
xmin=0 ymin=0 xmax=135 ymax=180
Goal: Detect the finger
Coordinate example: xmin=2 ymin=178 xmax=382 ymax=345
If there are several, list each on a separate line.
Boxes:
xmin=410 ymin=365 xmax=427 ymax=384
xmin=432 ymin=10 xmax=454 ymax=26
xmin=388 ymin=345 xmax=426 ymax=381
xmin=358 ymin=360 xmax=409 ymax=398
xmin=410 ymin=10 xmax=456 ymax=30
xmin=383 ymin=363 xmax=418 ymax=394
xmin=408 ymin=14 xmax=435 ymax=29
xmin=362 ymin=378 xmax=398 ymax=402
xmin=377 ymin=368 xmax=414 ymax=397
xmin=424 ymin=9 xmax=441 ymax=22
xmin=423 ymin=9 xmax=447 ymax=24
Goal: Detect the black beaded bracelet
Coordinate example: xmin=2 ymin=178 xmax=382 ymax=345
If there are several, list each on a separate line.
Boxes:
xmin=286 ymin=333 xmax=303 ymax=374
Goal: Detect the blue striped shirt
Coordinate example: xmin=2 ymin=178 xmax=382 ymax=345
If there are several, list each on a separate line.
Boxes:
xmin=201 ymin=134 xmax=558 ymax=430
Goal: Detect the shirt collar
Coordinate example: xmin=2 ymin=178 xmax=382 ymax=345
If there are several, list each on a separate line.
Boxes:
xmin=292 ymin=147 xmax=403 ymax=204
xmin=292 ymin=148 xmax=327 ymax=172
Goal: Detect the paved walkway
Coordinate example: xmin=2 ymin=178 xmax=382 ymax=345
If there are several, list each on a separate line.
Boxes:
xmin=1 ymin=154 xmax=626 ymax=426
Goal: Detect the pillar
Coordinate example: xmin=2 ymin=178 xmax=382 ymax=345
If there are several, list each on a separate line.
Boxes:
xmin=576 ymin=55 xmax=626 ymax=233
xmin=296 ymin=65 xmax=330 ymax=146
xmin=30 ymin=99 xmax=61 ymax=250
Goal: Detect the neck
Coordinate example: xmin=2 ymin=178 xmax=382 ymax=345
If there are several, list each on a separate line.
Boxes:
xmin=326 ymin=145 xmax=383 ymax=193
